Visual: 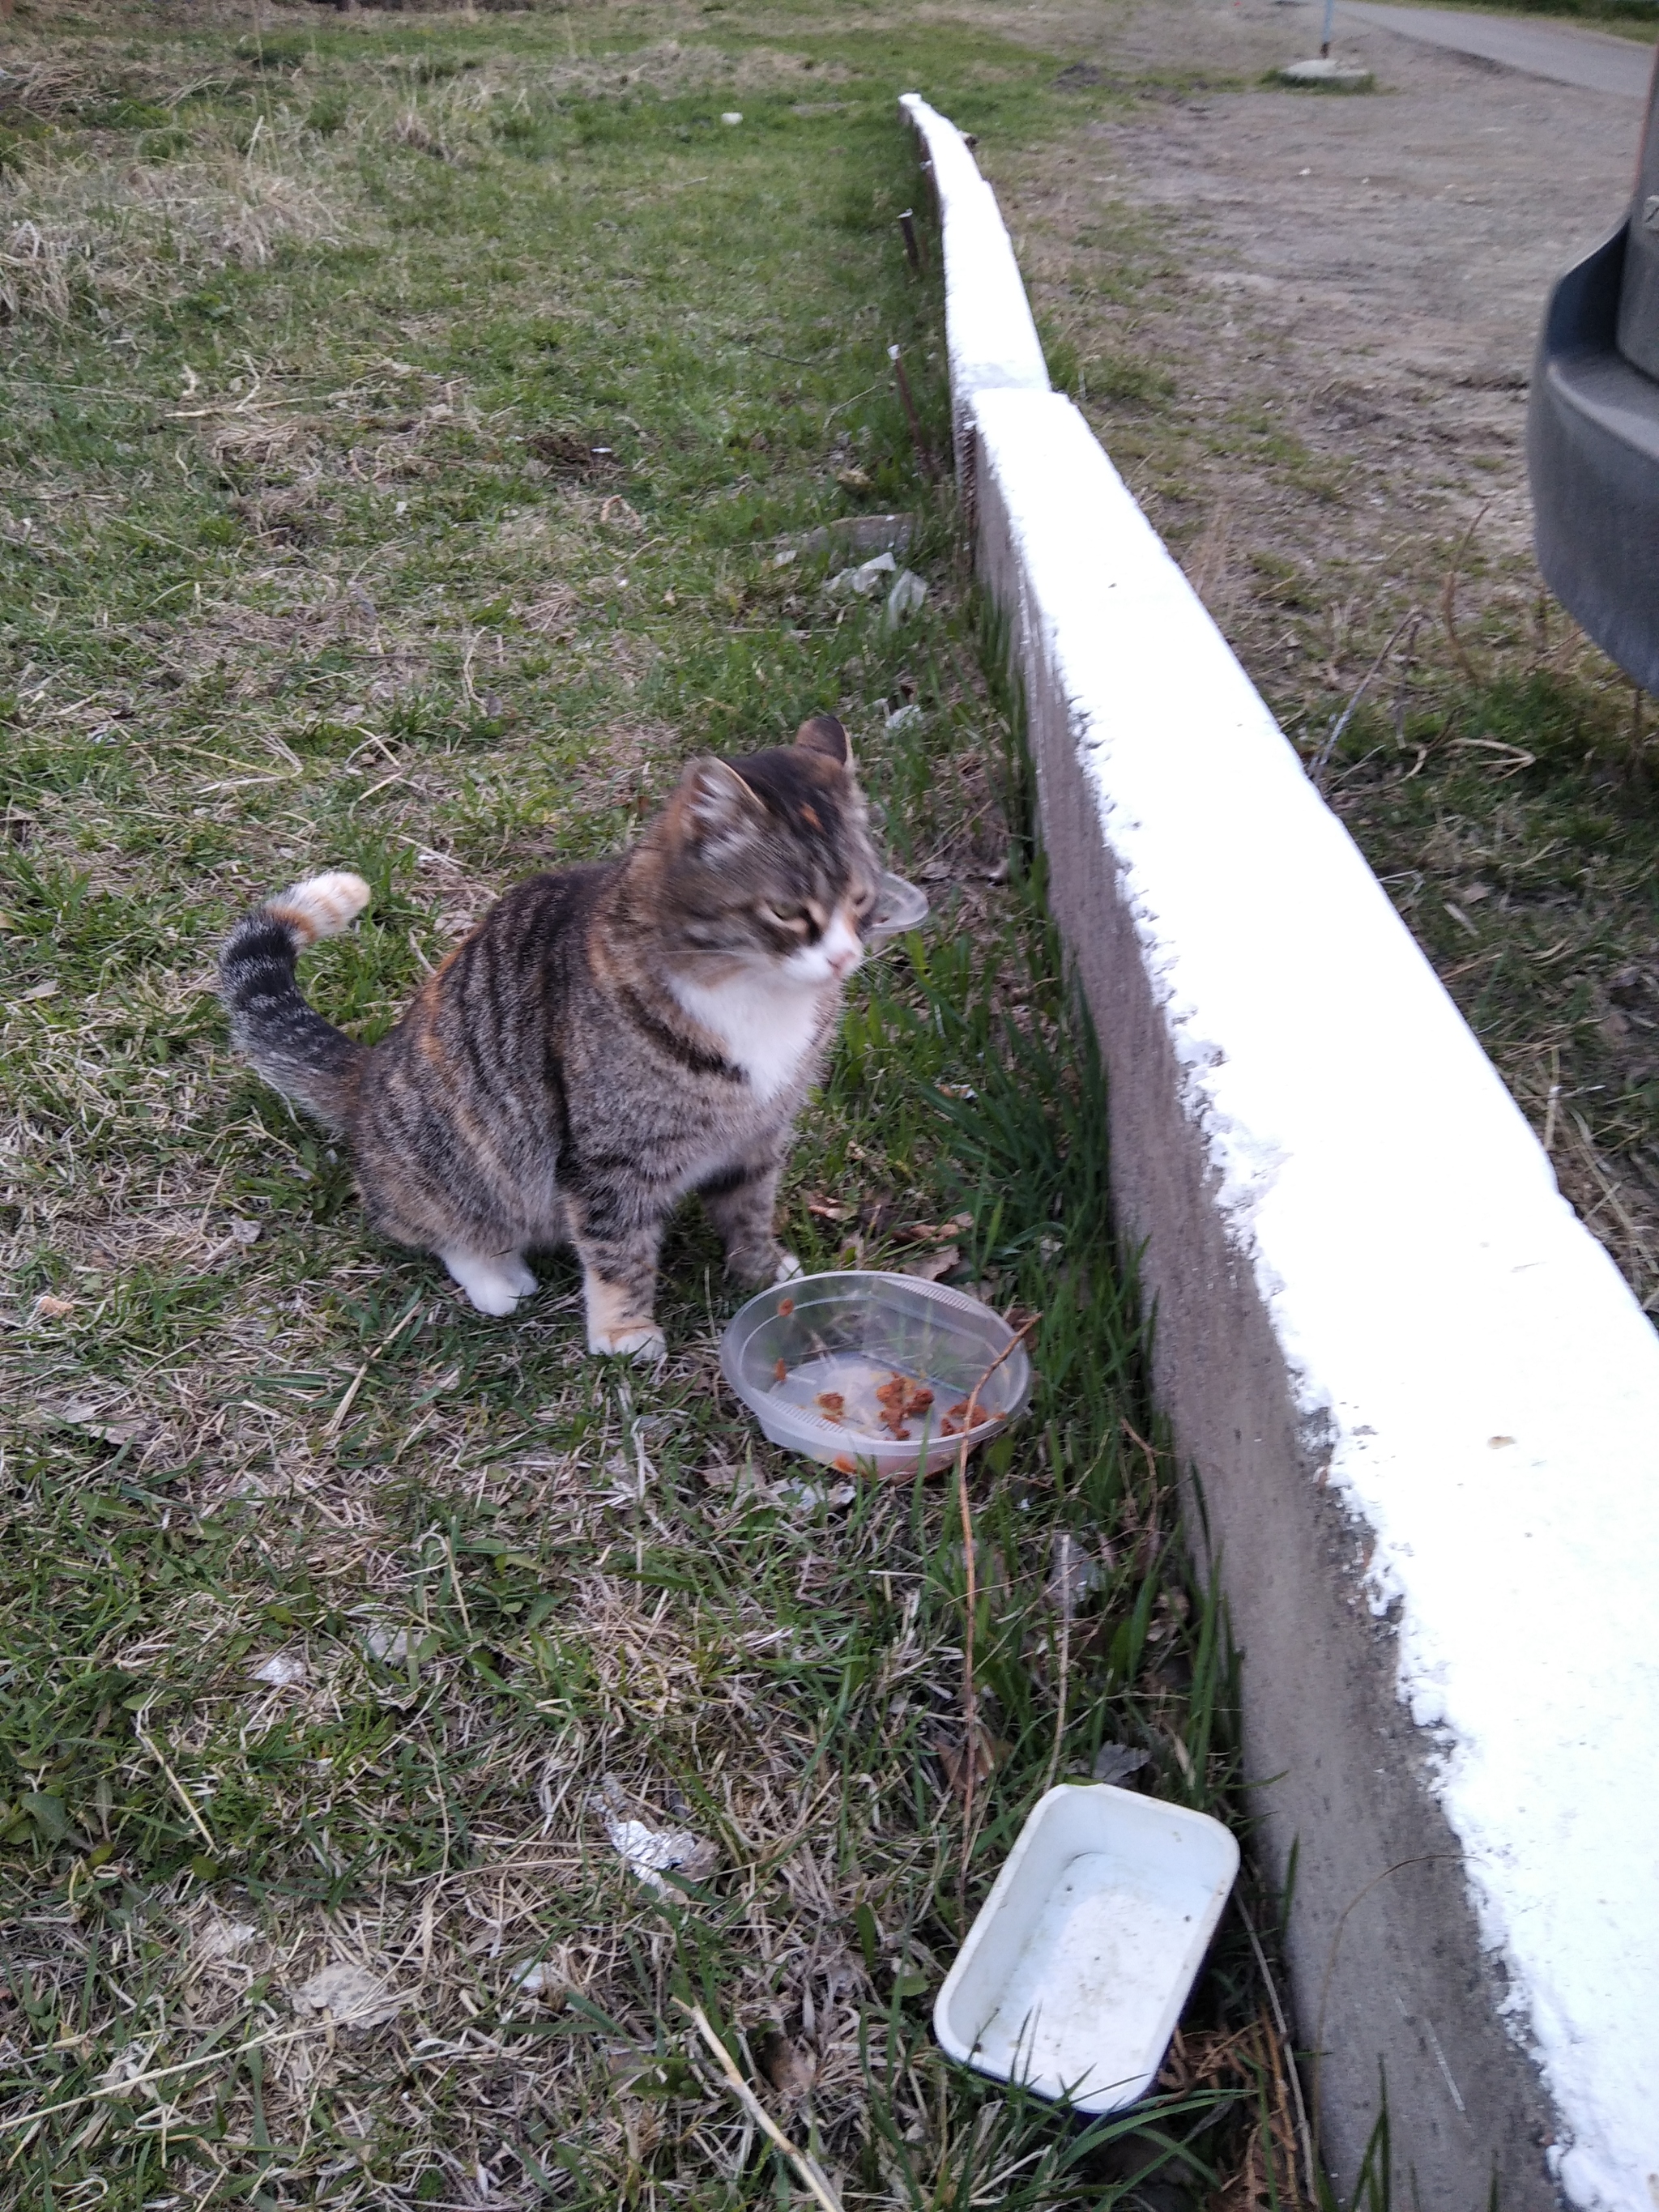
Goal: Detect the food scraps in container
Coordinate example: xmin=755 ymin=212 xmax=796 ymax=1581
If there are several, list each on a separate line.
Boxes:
xmin=772 ymin=1353 xmax=965 ymax=1444
xmin=720 ymin=1272 xmax=1034 ymax=1478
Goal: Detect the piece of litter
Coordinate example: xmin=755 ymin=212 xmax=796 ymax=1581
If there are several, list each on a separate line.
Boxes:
xmin=773 ymin=546 xmax=797 ymax=566
xmin=1091 ymin=1741 xmax=1151 ymax=1786
xmin=47 ymin=1398 xmax=151 ymax=1445
xmin=249 ymin=1653 xmax=306 ymax=1689
xmin=721 ymin=110 xmax=742 ymax=125
xmin=770 ymin=1477 xmax=856 ymax=1511
xmin=197 ymin=1919 xmax=258 ymax=1960
xmin=510 ymin=1958 xmax=554 ymax=1994
xmin=828 ymin=550 xmax=897 ymax=599
xmin=362 ymin=1624 xmax=412 ymax=1664
xmin=291 ymin=1960 xmax=403 ymax=2028
xmin=228 ymin=1218 xmax=261 ymax=1244
xmin=885 ymin=702 xmax=923 ymax=731
xmin=21 ymin=978 xmax=58 ymax=1001
xmin=30 ymin=1294 xmax=75 ymax=1320
xmin=600 ymin=1798 xmax=719 ymax=1892
xmin=885 ymin=569 xmax=928 ymax=624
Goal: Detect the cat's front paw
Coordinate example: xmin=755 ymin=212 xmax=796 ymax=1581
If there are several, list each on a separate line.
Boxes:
xmin=444 ymin=1249 xmax=535 ymax=1318
xmin=589 ymin=1322 xmax=667 ymax=1362
xmin=725 ymin=1240 xmax=799 ymax=1289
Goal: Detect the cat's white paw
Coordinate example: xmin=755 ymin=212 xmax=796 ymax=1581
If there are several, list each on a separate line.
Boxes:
xmin=589 ymin=1322 xmax=667 ymax=1361
xmin=443 ymin=1250 xmax=531 ymax=1318
xmin=773 ymin=1251 xmax=804 ymax=1285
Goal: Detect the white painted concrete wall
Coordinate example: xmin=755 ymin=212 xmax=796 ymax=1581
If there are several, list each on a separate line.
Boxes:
xmin=902 ymin=95 xmax=1048 ymax=475
xmin=903 ymin=90 xmax=1659 ymax=2212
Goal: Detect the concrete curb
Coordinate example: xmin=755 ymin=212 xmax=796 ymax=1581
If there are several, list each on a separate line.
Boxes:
xmin=902 ymin=92 xmax=1659 ymax=2212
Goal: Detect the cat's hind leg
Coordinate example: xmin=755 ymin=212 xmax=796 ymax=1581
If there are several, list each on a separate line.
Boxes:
xmin=441 ymin=1247 xmax=537 ymax=1317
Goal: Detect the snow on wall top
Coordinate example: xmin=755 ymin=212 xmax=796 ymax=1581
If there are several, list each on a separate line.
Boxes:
xmin=899 ymin=95 xmax=1049 ymax=450
xmin=901 ymin=85 xmax=1659 ymax=2212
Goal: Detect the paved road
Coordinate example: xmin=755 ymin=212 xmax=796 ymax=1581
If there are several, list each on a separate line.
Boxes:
xmin=1335 ymin=1 xmax=1654 ymax=96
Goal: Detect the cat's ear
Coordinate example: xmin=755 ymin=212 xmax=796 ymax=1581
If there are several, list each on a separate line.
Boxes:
xmin=795 ymin=714 xmax=849 ymax=768
xmin=673 ymin=757 xmax=766 ymax=848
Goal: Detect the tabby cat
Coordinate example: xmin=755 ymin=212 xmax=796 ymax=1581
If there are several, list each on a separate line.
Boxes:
xmin=219 ymin=714 xmax=881 ymax=1356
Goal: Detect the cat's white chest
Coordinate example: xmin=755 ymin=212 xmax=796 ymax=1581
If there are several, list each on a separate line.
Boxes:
xmin=671 ymin=971 xmax=825 ymax=1104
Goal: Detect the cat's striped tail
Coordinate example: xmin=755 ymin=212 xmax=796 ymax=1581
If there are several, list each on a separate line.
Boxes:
xmin=219 ymin=872 xmax=372 ymax=1130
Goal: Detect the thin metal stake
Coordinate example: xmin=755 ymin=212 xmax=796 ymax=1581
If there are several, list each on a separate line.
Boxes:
xmin=887 ymin=344 xmax=935 ymax=476
xmin=898 ymin=207 xmax=923 ymax=271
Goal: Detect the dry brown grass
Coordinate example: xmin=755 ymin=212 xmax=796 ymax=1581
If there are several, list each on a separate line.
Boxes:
xmin=0 ymin=126 xmax=342 ymax=323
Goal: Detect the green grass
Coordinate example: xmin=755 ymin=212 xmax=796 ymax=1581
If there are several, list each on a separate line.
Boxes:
xmin=0 ymin=6 xmax=1344 ymax=2207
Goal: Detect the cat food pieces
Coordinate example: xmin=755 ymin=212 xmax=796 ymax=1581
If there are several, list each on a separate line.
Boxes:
xmin=815 ymin=1390 xmax=846 ymax=1425
xmin=774 ymin=1357 xmax=788 ymax=1383
xmin=778 ymin=1297 xmax=795 ymax=1317
xmin=873 ymin=1372 xmax=937 ymax=1440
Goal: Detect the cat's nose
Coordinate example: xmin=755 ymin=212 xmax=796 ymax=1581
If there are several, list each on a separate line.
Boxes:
xmin=824 ymin=914 xmax=863 ymax=979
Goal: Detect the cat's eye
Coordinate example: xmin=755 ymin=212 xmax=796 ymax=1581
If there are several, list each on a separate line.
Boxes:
xmin=759 ymin=902 xmax=809 ymax=931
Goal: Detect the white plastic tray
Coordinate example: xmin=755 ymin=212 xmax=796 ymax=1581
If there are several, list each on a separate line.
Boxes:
xmin=932 ymin=1783 xmax=1239 ymax=2112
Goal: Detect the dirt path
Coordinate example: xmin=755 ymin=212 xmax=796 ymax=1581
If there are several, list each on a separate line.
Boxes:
xmin=983 ymin=0 xmax=1659 ymax=1306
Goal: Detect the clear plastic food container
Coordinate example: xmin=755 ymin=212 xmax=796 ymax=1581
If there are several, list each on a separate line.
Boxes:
xmin=867 ymin=872 xmax=928 ymax=945
xmin=720 ymin=1270 xmax=1033 ymax=1477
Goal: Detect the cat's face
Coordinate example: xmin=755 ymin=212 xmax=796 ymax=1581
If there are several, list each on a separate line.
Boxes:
xmin=650 ymin=715 xmax=882 ymax=987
